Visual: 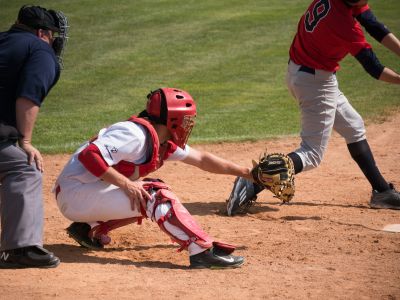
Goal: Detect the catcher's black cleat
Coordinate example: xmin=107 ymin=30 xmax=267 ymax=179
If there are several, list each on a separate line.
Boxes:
xmin=66 ymin=222 xmax=104 ymax=250
xmin=369 ymin=183 xmax=400 ymax=210
xmin=189 ymin=247 xmax=244 ymax=269
xmin=0 ymin=246 xmax=60 ymax=269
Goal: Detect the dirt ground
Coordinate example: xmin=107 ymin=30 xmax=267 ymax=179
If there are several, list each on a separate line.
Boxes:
xmin=1 ymin=113 xmax=400 ymax=300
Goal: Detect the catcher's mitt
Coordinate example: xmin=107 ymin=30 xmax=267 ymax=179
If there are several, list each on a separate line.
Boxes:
xmin=251 ymin=152 xmax=295 ymax=203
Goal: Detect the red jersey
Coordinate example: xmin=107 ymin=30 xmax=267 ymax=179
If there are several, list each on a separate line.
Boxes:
xmin=289 ymin=0 xmax=371 ymax=72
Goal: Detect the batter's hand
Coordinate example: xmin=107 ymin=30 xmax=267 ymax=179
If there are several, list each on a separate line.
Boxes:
xmin=19 ymin=141 xmax=44 ymax=172
xmin=123 ymin=181 xmax=152 ymax=212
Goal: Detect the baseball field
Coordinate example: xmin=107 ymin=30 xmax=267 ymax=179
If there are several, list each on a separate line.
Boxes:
xmin=1 ymin=0 xmax=400 ymax=299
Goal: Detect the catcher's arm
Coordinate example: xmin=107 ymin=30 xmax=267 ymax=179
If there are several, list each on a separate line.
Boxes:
xmin=182 ymin=147 xmax=251 ymax=179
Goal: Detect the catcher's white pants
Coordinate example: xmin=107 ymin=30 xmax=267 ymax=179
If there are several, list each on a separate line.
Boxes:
xmin=286 ymin=60 xmax=366 ymax=171
xmin=55 ymin=178 xmax=205 ymax=255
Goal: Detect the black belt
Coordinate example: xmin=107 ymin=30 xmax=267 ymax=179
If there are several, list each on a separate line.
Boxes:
xmin=298 ymin=65 xmax=315 ymax=75
xmin=288 ymin=59 xmax=316 ymax=75
xmin=296 ymin=62 xmax=336 ymax=75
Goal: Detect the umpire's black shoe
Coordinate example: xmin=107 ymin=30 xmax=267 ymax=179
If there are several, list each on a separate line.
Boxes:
xmin=370 ymin=183 xmax=400 ymax=210
xmin=66 ymin=222 xmax=104 ymax=250
xmin=189 ymin=247 xmax=244 ymax=269
xmin=0 ymin=246 xmax=60 ymax=269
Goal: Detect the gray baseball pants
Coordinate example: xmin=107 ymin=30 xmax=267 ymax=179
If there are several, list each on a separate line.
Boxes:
xmin=286 ymin=60 xmax=366 ymax=171
xmin=0 ymin=141 xmax=43 ymax=251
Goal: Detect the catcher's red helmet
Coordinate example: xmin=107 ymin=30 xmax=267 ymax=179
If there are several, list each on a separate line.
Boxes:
xmin=146 ymin=88 xmax=196 ymax=148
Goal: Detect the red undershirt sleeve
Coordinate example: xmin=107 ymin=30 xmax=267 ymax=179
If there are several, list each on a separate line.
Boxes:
xmin=78 ymin=143 xmax=110 ymax=177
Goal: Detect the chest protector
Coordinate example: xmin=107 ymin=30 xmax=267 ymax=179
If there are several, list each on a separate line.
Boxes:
xmin=113 ymin=116 xmax=177 ymax=179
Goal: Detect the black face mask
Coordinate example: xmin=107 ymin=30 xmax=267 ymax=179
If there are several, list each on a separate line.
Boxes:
xmin=52 ymin=37 xmax=64 ymax=58
xmin=49 ymin=10 xmax=69 ymax=69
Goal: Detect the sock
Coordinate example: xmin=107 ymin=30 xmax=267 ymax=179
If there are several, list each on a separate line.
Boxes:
xmin=288 ymin=152 xmax=303 ymax=174
xmin=347 ymin=139 xmax=390 ymax=192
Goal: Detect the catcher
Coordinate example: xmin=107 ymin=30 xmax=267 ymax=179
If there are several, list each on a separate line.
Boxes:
xmin=54 ymin=87 xmax=251 ymax=269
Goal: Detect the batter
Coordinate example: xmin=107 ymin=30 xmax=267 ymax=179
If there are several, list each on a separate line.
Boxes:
xmin=227 ymin=0 xmax=400 ymax=215
xmin=286 ymin=0 xmax=400 ymax=210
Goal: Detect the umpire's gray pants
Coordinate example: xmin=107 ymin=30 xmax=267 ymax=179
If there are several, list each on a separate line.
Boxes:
xmin=286 ymin=60 xmax=366 ymax=171
xmin=0 ymin=141 xmax=43 ymax=250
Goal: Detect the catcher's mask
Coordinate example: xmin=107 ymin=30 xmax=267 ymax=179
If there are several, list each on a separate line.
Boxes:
xmin=145 ymin=88 xmax=196 ymax=149
xmin=18 ymin=5 xmax=69 ymax=68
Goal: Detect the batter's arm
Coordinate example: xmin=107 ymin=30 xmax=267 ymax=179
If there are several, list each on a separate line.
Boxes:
xmin=182 ymin=147 xmax=251 ymax=179
xmin=356 ymin=9 xmax=400 ymax=58
xmin=381 ymin=33 xmax=400 ymax=58
xmin=378 ymin=67 xmax=400 ymax=85
xmin=356 ymin=9 xmax=390 ymax=42
xmin=355 ymin=48 xmax=400 ymax=84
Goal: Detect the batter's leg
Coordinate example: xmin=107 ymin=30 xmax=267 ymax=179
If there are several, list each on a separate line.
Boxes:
xmin=333 ymin=93 xmax=390 ymax=192
xmin=286 ymin=62 xmax=339 ymax=171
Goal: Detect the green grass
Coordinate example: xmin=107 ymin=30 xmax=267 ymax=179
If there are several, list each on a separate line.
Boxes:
xmin=0 ymin=0 xmax=399 ymax=153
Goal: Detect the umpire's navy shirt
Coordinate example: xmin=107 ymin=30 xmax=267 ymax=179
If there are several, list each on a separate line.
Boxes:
xmin=0 ymin=26 xmax=60 ymax=128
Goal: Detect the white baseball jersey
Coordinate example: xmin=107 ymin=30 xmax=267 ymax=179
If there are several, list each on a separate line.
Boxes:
xmin=56 ymin=121 xmax=190 ymax=185
xmin=54 ymin=121 xmax=191 ymax=223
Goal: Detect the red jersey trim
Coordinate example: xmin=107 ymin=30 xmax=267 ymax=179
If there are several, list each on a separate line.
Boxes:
xmin=82 ymin=116 xmax=177 ymax=179
xmin=78 ymin=143 xmax=109 ymax=177
xmin=126 ymin=116 xmax=161 ymax=177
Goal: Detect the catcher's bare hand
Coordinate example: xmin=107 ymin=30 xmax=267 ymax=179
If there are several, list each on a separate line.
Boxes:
xmin=123 ymin=181 xmax=152 ymax=211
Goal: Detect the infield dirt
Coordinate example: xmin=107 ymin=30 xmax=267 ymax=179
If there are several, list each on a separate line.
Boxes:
xmin=1 ymin=113 xmax=399 ymax=299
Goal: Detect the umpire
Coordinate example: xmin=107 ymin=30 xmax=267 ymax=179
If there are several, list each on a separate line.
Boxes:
xmin=0 ymin=5 xmax=68 ymax=268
